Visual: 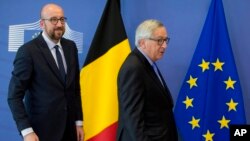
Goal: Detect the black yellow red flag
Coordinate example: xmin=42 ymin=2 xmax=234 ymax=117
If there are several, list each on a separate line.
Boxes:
xmin=80 ymin=0 xmax=131 ymax=140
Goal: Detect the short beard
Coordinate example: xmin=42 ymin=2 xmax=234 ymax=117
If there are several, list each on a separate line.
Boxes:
xmin=50 ymin=28 xmax=65 ymax=41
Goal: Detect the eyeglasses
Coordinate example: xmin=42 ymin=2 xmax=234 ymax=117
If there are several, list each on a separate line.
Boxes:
xmin=148 ymin=37 xmax=170 ymax=46
xmin=42 ymin=17 xmax=67 ymax=25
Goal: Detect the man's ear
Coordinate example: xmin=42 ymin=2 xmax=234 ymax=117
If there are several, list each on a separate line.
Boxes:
xmin=139 ymin=39 xmax=146 ymax=49
xmin=40 ymin=20 xmax=44 ymax=29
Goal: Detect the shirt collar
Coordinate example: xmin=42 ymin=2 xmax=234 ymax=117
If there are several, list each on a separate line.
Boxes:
xmin=137 ymin=47 xmax=154 ymax=66
xmin=42 ymin=31 xmax=62 ymax=50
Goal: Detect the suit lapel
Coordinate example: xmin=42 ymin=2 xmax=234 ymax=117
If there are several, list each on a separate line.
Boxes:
xmin=149 ymin=64 xmax=165 ymax=90
xmin=157 ymin=69 xmax=174 ymax=106
xmin=133 ymin=48 xmax=174 ymax=106
xmin=36 ymin=34 xmax=66 ymax=85
xmin=61 ymin=39 xmax=73 ymax=87
xmin=62 ymin=45 xmax=70 ymax=86
xmin=134 ymin=48 xmax=166 ymax=91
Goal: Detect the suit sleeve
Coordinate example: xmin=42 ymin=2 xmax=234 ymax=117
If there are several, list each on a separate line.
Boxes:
xmin=73 ymin=44 xmax=83 ymax=121
xmin=118 ymin=64 xmax=150 ymax=141
xmin=7 ymin=45 xmax=33 ymax=132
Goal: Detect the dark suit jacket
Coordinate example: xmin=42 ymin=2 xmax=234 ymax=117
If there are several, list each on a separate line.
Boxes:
xmin=117 ymin=47 xmax=178 ymax=141
xmin=8 ymin=33 xmax=83 ymax=141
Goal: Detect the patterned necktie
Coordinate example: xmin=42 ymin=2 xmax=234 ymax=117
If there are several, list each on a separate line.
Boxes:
xmin=54 ymin=45 xmax=66 ymax=82
xmin=152 ymin=62 xmax=164 ymax=86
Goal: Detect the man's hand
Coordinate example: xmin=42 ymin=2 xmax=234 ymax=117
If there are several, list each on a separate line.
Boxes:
xmin=76 ymin=126 xmax=84 ymax=141
xmin=24 ymin=132 xmax=39 ymax=141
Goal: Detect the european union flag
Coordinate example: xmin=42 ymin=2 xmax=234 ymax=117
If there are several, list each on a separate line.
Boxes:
xmin=174 ymin=0 xmax=246 ymax=141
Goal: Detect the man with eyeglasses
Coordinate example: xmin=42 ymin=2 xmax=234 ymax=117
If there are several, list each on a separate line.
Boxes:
xmin=117 ymin=19 xmax=178 ymax=141
xmin=8 ymin=3 xmax=84 ymax=141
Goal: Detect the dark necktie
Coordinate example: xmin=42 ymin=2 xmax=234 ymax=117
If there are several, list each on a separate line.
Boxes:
xmin=152 ymin=62 xmax=164 ymax=86
xmin=54 ymin=45 xmax=66 ymax=82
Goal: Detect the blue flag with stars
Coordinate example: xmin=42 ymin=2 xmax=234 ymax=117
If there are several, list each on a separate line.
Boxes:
xmin=174 ymin=0 xmax=246 ymax=141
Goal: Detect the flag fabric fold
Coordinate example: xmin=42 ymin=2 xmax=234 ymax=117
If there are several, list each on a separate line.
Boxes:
xmin=174 ymin=0 xmax=246 ymax=140
xmin=80 ymin=0 xmax=131 ymax=140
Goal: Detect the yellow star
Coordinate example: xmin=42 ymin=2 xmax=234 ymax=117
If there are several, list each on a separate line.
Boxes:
xmin=203 ymin=130 xmax=215 ymax=141
xmin=186 ymin=75 xmax=198 ymax=89
xmin=188 ymin=116 xmax=200 ymax=129
xmin=198 ymin=59 xmax=210 ymax=72
xmin=226 ymin=98 xmax=238 ymax=111
xmin=183 ymin=96 xmax=194 ymax=109
xmin=212 ymin=58 xmax=224 ymax=71
xmin=218 ymin=115 xmax=230 ymax=129
xmin=224 ymin=76 xmax=236 ymax=90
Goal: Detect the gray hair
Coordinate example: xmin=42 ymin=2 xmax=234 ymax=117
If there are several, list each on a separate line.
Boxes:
xmin=135 ymin=19 xmax=164 ymax=47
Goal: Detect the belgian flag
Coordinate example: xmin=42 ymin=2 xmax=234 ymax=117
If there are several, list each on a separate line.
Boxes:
xmin=80 ymin=0 xmax=131 ymax=140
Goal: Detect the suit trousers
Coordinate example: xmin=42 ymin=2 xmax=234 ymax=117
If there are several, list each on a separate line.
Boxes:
xmin=61 ymin=116 xmax=77 ymax=141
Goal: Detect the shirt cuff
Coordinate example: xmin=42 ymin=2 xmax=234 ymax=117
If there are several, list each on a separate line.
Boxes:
xmin=21 ymin=127 xmax=34 ymax=137
xmin=75 ymin=120 xmax=83 ymax=126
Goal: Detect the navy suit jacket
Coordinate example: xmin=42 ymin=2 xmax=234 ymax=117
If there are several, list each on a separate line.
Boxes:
xmin=8 ymin=33 xmax=83 ymax=141
xmin=117 ymin=47 xmax=178 ymax=141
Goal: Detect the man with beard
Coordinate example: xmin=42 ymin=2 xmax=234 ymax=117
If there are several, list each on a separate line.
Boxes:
xmin=7 ymin=3 xmax=84 ymax=141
